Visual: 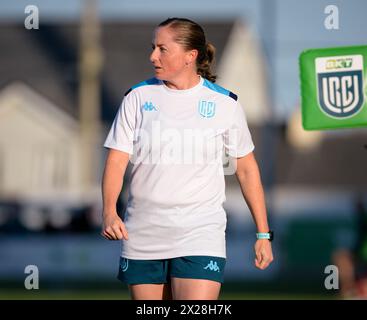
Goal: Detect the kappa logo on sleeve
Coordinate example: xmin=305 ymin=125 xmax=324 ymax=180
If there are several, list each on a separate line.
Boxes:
xmin=142 ymin=101 xmax=158 ymax=111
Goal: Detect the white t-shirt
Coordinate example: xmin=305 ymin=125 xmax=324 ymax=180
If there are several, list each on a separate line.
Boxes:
xmin=104 ymin=76 xmax=254 ymax=259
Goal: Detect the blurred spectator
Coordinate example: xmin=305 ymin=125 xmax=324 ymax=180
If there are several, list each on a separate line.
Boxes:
xmin=333 ymin=193 xmax=367 ymax=299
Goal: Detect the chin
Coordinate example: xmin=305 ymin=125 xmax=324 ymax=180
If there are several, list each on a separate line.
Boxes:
xmin=154 ymin=74 xmax=168 ymax=81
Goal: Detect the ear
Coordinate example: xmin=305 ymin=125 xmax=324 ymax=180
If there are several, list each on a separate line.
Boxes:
xmin=186 ymin=49 xmax=198 ymax=65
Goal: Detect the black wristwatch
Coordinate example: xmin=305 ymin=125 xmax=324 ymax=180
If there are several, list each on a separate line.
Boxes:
xmin=256 ymin=230 xmax=274 ymax=242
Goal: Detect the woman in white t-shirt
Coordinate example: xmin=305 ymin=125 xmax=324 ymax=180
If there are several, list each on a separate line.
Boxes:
xmin=102 ymin=17 xmax=273 ymax=300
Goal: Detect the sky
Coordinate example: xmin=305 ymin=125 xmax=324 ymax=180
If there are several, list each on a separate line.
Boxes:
xmin=1 ymin=0 xmax=366 ymax=121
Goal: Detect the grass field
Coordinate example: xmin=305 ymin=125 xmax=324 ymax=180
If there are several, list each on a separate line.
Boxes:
xmin=0 ymin=289 xmax=335 ymax=300
xmin=0 ymin=279 xmax=338 ymax=300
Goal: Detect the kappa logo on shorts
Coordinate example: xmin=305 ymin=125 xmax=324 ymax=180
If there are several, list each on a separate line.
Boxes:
xmin=120 ymin=258 xmax=129 ymax=272
xmin=204 ymin=260 xmax=220 ymax=272
xmin=198 ymin=100 xmax=216 ymax=118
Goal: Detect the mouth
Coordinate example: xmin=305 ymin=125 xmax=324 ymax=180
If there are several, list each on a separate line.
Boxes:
xmin=154 ymin=66 xmax=162 ymax=71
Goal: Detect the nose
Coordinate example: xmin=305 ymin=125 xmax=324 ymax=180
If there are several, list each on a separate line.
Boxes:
xmin=150 ymin=48 xmax=158 ymax=64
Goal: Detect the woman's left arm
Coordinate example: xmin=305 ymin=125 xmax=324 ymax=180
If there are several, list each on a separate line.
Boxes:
xmin=235 ymin=151 xmax=274 ymax=270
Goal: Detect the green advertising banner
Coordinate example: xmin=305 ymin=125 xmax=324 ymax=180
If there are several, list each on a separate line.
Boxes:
xmin=299 ymin=45 xmax=367 ymax=130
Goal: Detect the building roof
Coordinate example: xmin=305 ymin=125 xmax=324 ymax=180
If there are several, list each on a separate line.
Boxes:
xmin=0 ymin=21 xmax=233 ymax=122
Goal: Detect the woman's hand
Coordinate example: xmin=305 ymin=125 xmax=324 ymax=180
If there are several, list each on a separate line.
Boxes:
xmin=254 ymin=239 xmax=273 ymax=270
xmin=101 ymin=213 xmax=129 ymax=241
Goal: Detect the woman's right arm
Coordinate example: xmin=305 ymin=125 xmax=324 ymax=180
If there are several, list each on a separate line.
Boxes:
xmin=101 ymin=149 xmax=130 ymax=241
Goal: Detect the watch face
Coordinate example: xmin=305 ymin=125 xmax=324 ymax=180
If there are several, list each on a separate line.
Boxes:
xmin=269 ymin=231 xmax=274 ymax=241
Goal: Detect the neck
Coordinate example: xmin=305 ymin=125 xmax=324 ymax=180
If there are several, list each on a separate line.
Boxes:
xmin=164 ymin=73 xmax=201 ymax=90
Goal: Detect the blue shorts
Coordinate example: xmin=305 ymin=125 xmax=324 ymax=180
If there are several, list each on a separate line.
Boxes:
xmin=117 ymin=256 xmax=226 ymax=285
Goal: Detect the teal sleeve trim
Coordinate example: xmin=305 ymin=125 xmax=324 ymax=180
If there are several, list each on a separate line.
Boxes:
xmin=203 ymin=79 xmax=238 ymax=101
xmin=124 ymin=77 xmax=160 ymax=96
